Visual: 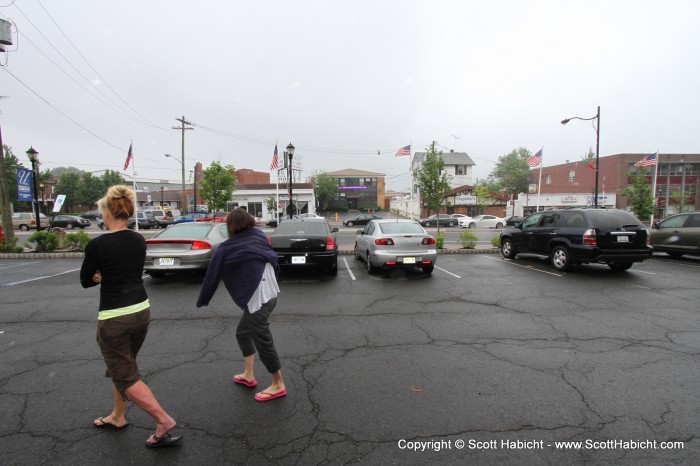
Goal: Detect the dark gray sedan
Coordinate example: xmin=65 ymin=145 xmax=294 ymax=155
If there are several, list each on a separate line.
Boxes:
xmin=650 ymin=212 xmax=700 ymax=257
xmin=144 ymin=222 xmax=230 ymax=277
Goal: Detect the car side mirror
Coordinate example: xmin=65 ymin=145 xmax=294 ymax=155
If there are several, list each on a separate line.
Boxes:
xmin=357 ymin=229 xmax=363 ymax=235
xmin=331 ymin=227 xmax=339 ymax=233
xmin=651 ymin=222 xmax=659 ymax=229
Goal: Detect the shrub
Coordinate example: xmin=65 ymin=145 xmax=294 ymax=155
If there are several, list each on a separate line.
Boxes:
xmin=0 ymin=237 xmax=24 ymax=253
xmin=459 ymin=231 xmax=478 ymax=249
xmin=26 ymin=230 xmax=58 ymax=252
xmin=65 ymin=230 xmax=91 ymax=251
xmin=491 ymin=236 xmax=501 ymax=248
xmin=435 ymin=232 xmax=445 ymax=249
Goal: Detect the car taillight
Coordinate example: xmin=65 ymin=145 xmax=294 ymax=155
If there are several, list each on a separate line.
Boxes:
xmin=375 ymin=238 xmax=395 ymax=246
xmin=326 ymin=236 xmax=335 ymax=251
xmin=583 ymin=229 xmax=597 ymax=245
xmin=191 ymin=241 xmax=211 ymax=250
xmin=267 ymin=236 xmax=272 ymax=246
xmin=422 ymin=237 xmax=436 ymax=245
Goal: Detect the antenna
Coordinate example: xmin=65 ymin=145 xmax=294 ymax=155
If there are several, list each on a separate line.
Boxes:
xmin=451 ymin=134 xmax=460 ymax=150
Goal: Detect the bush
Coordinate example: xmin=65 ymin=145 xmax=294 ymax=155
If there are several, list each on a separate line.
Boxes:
xmin=26 ymin=230 xmax=58 ymax=252
xmin=491 ymin=236 xmax=501 ymax=248
xmin=435 ymin=232 xmax=445 ymax=249
xmin=459 ymin=231 xmax=478 ymax=249
xmin=65 ymin=230 xmax=91 ymax=251
xmin=0 ymin=237 xmax=24 ymax=253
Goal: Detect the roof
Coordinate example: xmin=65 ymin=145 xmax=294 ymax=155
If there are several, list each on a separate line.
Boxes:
xmin=326 ymin=168 xmax=385 ymax=177
xmin=413 ymin=151 xmax=475 ymax=166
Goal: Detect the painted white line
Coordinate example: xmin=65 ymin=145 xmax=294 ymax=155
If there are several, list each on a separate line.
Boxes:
xmin=0 ymin=261 xmax=44 ymax=270
xmin=651 ymin=258 xmax=700 ymax=268
xmin=435 ymin=265 xmax=461 ymax=278
xmin=634 ymin=270 xmax=656 ymax=275
xmin=342 ymin=257 xmax=356 ymax=281
xmin=4 ymin=268 xmax=81 ymax=286
xmin=483 ymin=256 xmax=563 ymax=277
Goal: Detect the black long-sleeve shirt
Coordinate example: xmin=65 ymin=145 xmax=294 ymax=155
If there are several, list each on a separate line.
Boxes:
xmin=80 ymin=230 xmax=148 ymax=312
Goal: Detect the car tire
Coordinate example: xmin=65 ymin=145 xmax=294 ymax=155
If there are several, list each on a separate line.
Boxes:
xmin=448 ymin=221 xmax=455 ymax=227
xmin=365 ymin=251 xmax=377 ymax=274
xmin=550 ymin=245 xmax=571 ymax=271
xmin=66 ymin=223 xmax=74 ymax=229
xmin=608 ymin=262 xmax=633 ymax=272
xmin=501 ymin=238 xmax=517 ymax=259
xmin=423 ymin=221 xmax=431 ymax=227
xmin=20 ymin=224 xmax=29 ymax=231
xmin=495 ymin=222 xmax=503 ymax=229
xmin=469 ymin=222 xmax=476 ymax=229
xmin=347 ymin=221 xmax=354 ymax=227
xmin=666 ymin=252 xmax=685 ymax=258
xmin=422 ymin=265 xmax=434 ymax=274
xmin=329 ymin=257 xmax=338 ymax=276
xmin=354 ymin=244 xmax=362 ymax=261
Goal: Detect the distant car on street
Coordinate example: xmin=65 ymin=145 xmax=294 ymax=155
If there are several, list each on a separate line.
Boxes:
xmin=50 ymin=215 xmax=91 ymax=229
xmin=419 ymin=214 xmax=456 ymax=227
xmin=174 ymin=212 xmax=207 ymax=223
xmin=80 ymin=210 xmax=101 ymax=220
xmin=343 ymin=214 xmax=381 ymax=227
xmin=459 ymin=215 xmax=506 ymax=229
xmin=650 ymin=212 xmax=700 ymax=258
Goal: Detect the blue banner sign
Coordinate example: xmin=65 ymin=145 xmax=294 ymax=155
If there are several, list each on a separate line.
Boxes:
xmin=17 ymin=168 xmax=33 ymax=202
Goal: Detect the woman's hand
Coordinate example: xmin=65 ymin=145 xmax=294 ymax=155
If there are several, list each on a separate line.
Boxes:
xmin=92 ymin=271 xmax=102 ymax=283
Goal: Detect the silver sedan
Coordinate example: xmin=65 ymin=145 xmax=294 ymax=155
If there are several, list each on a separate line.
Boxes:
xmin=354 ymin=219 xmax=437 ymax=275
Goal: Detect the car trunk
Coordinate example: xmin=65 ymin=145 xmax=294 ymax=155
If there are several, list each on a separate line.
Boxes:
xmin=378 ymin=235 xmax=430 ymax=254
xmin=589 ymin=211 xmax=648 ymax=250
xmin=271 ymin=235 xmax=329 ymax=253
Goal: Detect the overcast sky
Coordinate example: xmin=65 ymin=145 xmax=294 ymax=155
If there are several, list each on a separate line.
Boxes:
xmin=2 ymin=0 xmax=699 ymax=192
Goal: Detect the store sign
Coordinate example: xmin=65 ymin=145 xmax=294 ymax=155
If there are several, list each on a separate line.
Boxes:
xmin=455 ymin=195 xmax=477 ymax=205
xmin=561 ymin=196 xmax=578 ymax=203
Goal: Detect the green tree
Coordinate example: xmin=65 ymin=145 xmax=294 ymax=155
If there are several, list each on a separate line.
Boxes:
xmin=54 ymin=172 xmax=81 ymax=213
xmin=488 ymin=147 xmax=532 ymax=195
xmin=621 ymin=169 xmax=654 ymax=220
xmin=472 ymin=182 xmax=495 ymax=215
xmin=265 ymin=195 xmax=276 ymax=217
xmin=1 ymin=144 xmax=21 ymax=245
xmin=1 ymin=145 xmax=25 ymax=205
xmin=199 ymin=161 xmax=236 ymax=212
xmin=76 ymin=172 xmax=105 ymax=208
xmin=415 ymin=142 xmax=452 ymax=232
xmin=100 ymin=170 xmax=126 ymax=191
xmin=308 ymin=170 xmax=338 ymax=210
xmin=669 ymin=189 xmax=690 ymax=214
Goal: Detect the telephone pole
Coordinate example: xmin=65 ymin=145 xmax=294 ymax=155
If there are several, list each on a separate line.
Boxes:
xmin=0 ymin=123 xmax=16 ymax=245
xmin=172 ymin=116 xmax=193 ymax=212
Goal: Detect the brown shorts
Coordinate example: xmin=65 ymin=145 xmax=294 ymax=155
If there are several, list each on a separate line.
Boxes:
xmin=96 ymin=308 xmax=152 ymax=396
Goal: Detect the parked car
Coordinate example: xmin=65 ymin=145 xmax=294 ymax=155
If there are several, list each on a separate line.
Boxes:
xmin=144 ymin=209 xmax=173 ymax=228
xmin=296 ymin=213 xmax=324 ymax=219
xmin=80 ymin=210 xmax=101 ymax=220
xmin=499 ymin=208 xmax=653 ymax=272
xmin=650 ymin=212 xmax=700 ymax=257
xmin=343 ymin=214 xmax=381 ymax=227
xmin=195 ymin=212 xmax=228 ymax=223
xmin=50 ymin=215 xmax=91 ymax=229
xmin=99 ymin=212 xmax=157 ymax=230
xmin=419 ymin=214 xmax=456 ymax=227
xmin=354 ymin=219 xmax=437 ymax=275
xmin=504 ymin=215 xmax=524 ymax=226
xmin=12 ymin=212 xmax=49 ymax=231
xmin=144 ymin=222 xmax=230 ymax=277
xmin=450 ymin=214 xmax=471 ymax=220
xmin=459 ymin=214 xmax=506 ymax=229
xmin=174 ymin=212 xmax=207 ymax=223
xmin=268 ymin=218 xmax=339 ymax=275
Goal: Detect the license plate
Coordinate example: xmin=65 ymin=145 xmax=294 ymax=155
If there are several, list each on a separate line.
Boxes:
xmin=291 ymin=256 xmax=306 ymax=264
xmin=159 ymin=258 xmax=175 ymax=266
xmin=403 ymin=257 xmax=416 ymax=264
xmin=617 ymin=236 xmax=629 ymax=243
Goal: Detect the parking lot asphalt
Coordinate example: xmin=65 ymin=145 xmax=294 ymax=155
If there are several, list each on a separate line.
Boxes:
xmin=1 ymin=254 xmax=699 ymax=465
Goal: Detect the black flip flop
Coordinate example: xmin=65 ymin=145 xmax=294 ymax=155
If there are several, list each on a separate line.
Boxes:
xmin=94 ymin=417 xmax=129 ymax=430
xmin=145 ymin=432 xmax=183 ymax=448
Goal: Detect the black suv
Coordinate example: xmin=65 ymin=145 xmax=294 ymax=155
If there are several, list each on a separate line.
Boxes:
xmin=499 ymin=209 xmax=652 ymax=272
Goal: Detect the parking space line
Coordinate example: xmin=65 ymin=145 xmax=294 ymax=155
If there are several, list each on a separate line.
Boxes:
xmin=4 ymin=268 xmax=81 ymax=286
xmin=0 ymin=261 xmax=44 ymax=270
xmin=342 ymin=257 xmax=356 ymax=280
xmin=483 ymin=256 xmax=563 ymax=277
xmin=435 ymin=266 xmax=461 ymax=278
xmin=651 ymin=258 xmax=700 ymax=269
xmin=634 ymin=270 xmax=655 ymax=275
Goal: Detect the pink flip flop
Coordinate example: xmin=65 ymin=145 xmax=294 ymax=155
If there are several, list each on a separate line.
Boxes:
xmin=255 ymin=389 xmax=287 ymax=402
xmin=233 ymin=375 xmax=257 ymax=388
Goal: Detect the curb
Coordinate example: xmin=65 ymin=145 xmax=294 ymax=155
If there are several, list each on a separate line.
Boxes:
xmin=0 ymin=248 xmax=500 ymax=259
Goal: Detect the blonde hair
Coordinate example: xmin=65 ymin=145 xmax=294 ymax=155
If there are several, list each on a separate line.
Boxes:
xmin=97 ymin=185 xmax=136 ymax=220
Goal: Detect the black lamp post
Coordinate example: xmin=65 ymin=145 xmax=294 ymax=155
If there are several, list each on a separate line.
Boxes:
xmin=561 ymin=106 xmax=601 ymax=207
xmin=160 ymin=186 xmax=165 ymax=209
xmin=285 ymin=143 xmax=295 ymax=219
xmin=26 ymin=147 xmax=42 ymax=230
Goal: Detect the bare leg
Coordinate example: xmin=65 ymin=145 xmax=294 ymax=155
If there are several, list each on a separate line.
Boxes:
xmin=124 ymin=380 xmax=176 ymax=444
xmin=256 ymin=369 xmax=286 ymax=399
xmin=93 ymin=385 xmax=128 ymax=427
xmin=234 ymin=354 xmax=256 ymax=383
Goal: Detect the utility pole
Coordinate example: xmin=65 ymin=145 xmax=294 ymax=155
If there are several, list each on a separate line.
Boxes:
xmin=0 ymin=124 xmax=16 ymax=245
xmin=172 ymin=116 xmax=193 ymax=212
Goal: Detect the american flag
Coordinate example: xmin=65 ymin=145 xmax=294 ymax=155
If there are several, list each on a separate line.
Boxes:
xmin=526 ymin=149 xmax=542 ymax=167
xmin=395 ymin=145 xmax=411 ymax=157
xmin=123 ymin=143 xmax=133 ymax=171
xmin=634 ymin=152 xmax=657 ymax=167
xmin=270 ymin=144 xmax=279 ymax=170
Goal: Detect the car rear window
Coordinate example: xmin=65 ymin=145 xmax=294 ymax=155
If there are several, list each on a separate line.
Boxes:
xmin=156 ymin=224 xmax=215 ymax=239
xmin=276 ymin=222 xmax=328 ymax=235
xmin=587 ymin=210 xmax=643 ymax=229
xmin=379 ymin=222 xmax=425 ymax=234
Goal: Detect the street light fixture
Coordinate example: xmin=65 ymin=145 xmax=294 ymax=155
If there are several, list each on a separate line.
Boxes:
xmin=285 ymin=143 xmax=295 ymax=219
xmin=165 ymin=153 xmax=186 ymax=212
xmin=160 ymin=186 xmax=164 ymax=209
xmin=561 ymin=106 xmax=601 ymax=207
xmin=26 ymin=147 xmax=42 ymax=231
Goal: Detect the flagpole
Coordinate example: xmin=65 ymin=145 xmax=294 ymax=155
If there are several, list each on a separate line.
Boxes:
xmin=535 ymin=147 xmax=543 ymax=213
xmin=650 ymin=151 xmax=659 ymax=227
xmin=131 ymin=141 xmax=139 ymax=231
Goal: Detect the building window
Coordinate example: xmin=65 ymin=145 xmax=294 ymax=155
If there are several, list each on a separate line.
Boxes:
xmin=568 ymin=170 xmax=576 ymax=182
xmin=545 ymin=174 xmax=551 ymax=185
xmin=455 ymin=165 xmax=466 ymax=175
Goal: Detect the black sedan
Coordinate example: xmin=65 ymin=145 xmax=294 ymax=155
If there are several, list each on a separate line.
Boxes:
xmin=343 ymin=214 xmax=381 ymax=227
xmin=268 ymin=219 xmax=339 ymax=275
xmin=50 ymin=215 xmax=91 ymax=229
xmin=419 ymin=214 xmax=456 ymax=227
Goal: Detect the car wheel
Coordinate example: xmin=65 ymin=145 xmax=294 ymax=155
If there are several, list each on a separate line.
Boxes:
xmin=501 ymin=238 xmax=517 ymax=259
xmin=608 ymin=262 xmax=633 ymax=272
xmin=347 ymin=221 xmax=354 ymax=227
xmin=329 ymin=256 xmax=338 ymax=276
xmin=422 ymin=265 xmax=434 ymax=274
xmin=448 ymin=221 xmax=455 ymax=227
xmin=469 ymin=222 xmax=476 ymax=229
xmin=354 ymin=243 xmax=362 ymax=261
xmin=66 ymin=223 xmax=74 ymax=229
xmin=423 ymin=221 xmax=431 ymax=227
xmin=20 ymin=224 xmax=29 ymax=231
xmin=550 ymin=245 xmax=571 ymax=271
xmin=495 ymin=222 xmax=503 ymax=229
xmin=365 ymin=251 xmax=377 ymax=274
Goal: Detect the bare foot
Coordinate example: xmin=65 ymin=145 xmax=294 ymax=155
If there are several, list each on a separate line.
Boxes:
xmin=146 ymin=416 xmax=177 ymax=445
xmin=255 ymin=383 xmax=286 ymax=400
xmin=234 ymin=373 xmax=255 ymax=384
xmin=93 ymin=414 xmax=128 ymax=428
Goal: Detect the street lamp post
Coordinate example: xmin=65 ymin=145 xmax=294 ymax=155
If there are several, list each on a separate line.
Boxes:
xmin=561 ymin=106 xmax=601 ymax=207
xmin=285 ymin=143 xmax=295 ymax=219
xmin=160 ymin=186 xmax=164 ymax=209
xmin=26 ymin=147 xmax=42 ymax=231
xmin=165 ymin=153 xmax=185 ymax=211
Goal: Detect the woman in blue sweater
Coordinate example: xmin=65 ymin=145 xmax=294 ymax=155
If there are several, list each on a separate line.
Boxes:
xmin=196 ymin=208 xmax=286 ymax=402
